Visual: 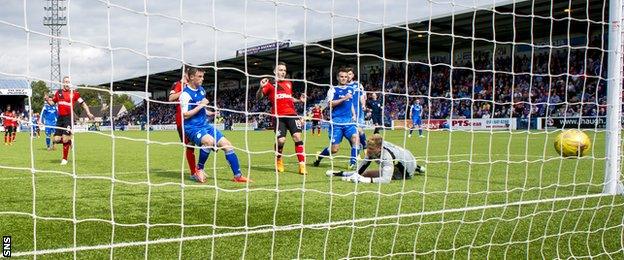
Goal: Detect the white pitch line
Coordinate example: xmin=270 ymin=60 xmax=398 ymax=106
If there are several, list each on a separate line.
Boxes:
xmin=0 ymin=163 xmax=279 ymax=181
xmin=0 ymin=153 xmax=564 ymax=181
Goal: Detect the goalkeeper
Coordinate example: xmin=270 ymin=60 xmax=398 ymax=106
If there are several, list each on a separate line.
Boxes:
xmin=327 ymin=134 xmax=425 ymax=183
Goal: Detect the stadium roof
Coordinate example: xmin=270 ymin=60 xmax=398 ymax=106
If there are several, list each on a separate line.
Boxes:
xmin=0 ymin=79 xmax=30 ymax=90
xmin=0 ymin=79 xmax=31 ymax=96
xmin=101 ymin=0 xmax=608 ymax=92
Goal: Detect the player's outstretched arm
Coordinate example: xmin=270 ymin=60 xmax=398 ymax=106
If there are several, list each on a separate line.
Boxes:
xmin=80 ymin=102 xmax=94 ymax=120
xmin=257 ymin=78 xmax=270 ymax=100
xmin=50 ymin=92 xmax=58 ymax=105
xmin=294 ymin=93 xmax=307 ymax=103
xmin=346 ymin=166 xmax=392 ymax=184
xmin=169 ymin=74 xmax=188 ymax=102
xmin=169 ymin=90 xmax=183 ymax=102
xmin=364 ymin=165 xmax=393 ymax=183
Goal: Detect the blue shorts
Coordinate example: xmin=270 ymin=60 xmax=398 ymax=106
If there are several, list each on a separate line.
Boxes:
xmin=185 ymin=124 xmax=224 ymax=146
xmin=329 ymin=123 xmax=358 ymax=145
xmin=44 ymin=125 xmax=55 ymax=136
xmin=412 ymin=118 xmax=422 ymax=126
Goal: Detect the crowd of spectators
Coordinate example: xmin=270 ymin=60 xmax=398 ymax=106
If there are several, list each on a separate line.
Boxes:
xmin=116 ymin=42 xmax=609 ymax=126
xmin=364 ymin=41 xmax=607 ymax=122
xmin=116 ymin=98 xmax=172 ymax=126
xmin=115 ymin=83 xmax=328 ymax=126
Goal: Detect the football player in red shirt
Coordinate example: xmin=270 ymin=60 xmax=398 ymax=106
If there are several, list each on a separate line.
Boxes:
xmin=256 ymin=62 xmax=308 ymax=175
xmin=51 ymin=76 xmax=95 ymax=165
xmin=11 ymin=111 xmax=18 ymax=142
xmin=2 ymin=105 xmax=16 ymax=146
xmin=168 ymin=67 xmax=198 ymax=179
xmin=310 ymin=104 xmax=323 ymax=136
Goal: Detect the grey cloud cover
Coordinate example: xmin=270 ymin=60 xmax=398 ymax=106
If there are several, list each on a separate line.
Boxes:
xmin=0 ymin=0 xmax=505 ymax=85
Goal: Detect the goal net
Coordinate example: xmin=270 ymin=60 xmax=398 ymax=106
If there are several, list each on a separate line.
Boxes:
xmin=1 ymin=0 xmax=623 ymax=258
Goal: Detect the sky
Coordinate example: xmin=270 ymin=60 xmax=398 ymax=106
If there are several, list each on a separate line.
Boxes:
xmin=0 ymin=0 xmax=514 ymax=86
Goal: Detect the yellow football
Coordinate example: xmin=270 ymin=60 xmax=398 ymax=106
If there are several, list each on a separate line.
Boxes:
xmin=554 ymin=129 xmax=591 ymax=157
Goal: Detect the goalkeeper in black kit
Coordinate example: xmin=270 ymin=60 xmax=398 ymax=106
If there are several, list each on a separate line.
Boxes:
xmin=326 ymin=134 xmax=426 ymax=183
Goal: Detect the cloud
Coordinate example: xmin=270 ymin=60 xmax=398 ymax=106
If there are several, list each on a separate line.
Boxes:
xmin=0 ymin=0 xmax=511 ymax=85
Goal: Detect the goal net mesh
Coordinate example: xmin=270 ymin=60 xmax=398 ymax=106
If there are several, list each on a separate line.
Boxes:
xmin=0 ymin=0 xmax=623 ymax=259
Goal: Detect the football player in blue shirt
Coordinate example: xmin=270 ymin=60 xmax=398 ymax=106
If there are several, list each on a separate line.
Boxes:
xmin=313 ymin=67 xmax=360 ymax=169
xmin=39 ymin=94 xmax=58 ymax=150
xmin=346 ymin=67 xmax=367 ymax=155
xmin=408 ymin=99 xmax=424 ymax=138
xmin=179 ymin=67 xmax=251 ymax=183
xmin=31 ymin=113 xmax=41 ymax=138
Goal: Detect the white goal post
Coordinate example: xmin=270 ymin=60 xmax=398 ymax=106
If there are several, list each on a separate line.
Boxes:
xmin=604 ymin=0 xmax=624 ymax=195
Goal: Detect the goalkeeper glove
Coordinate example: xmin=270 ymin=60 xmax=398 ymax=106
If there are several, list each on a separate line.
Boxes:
xmin=341 ymin=172 xmax=361 ymax=182
xmin=341 ymin=173 xmax=373 ymax=183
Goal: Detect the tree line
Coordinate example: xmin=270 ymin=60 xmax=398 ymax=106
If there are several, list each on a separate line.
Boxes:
xmin=30 ymin=80 xmax=135 ymax=115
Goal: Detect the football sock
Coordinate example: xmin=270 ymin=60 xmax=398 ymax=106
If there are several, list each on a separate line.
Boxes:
xmin=45 ymin=135 xmax=51 ymax=148
xmin=62 ymin=140 xmax=71 ymax=160
xmin=359 ymin=132 xmax=367 ymax=149
xmin=318 ymin=147 xmax=331 ymax=162
xmin=350 ymin=144 xmax=359 ymax=165
xmin=186 ymin=147 xmax=196 ymax=174
xmin=276 ymin=142 xmax=284 ymax=159
xmin=295 ymin=141 xmax=305 ymax=163
xmin=419 ymin=128 xmax=423 ymax=136
xmin=197 ymin=147 xmax=210 ymax=170
xmin=224 ymin=150 xmax=241 ymax=176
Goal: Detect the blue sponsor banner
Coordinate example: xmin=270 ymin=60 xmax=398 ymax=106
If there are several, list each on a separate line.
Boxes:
xmin=236 ymin=40 xmax=291 ymax=57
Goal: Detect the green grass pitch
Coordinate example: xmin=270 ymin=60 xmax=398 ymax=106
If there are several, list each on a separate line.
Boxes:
xmin=1 ymin=129 xmax=623 ymax=259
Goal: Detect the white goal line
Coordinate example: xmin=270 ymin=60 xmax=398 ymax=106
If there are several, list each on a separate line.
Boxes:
xmin=0 ymin=153 xmax=591 ymax=181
